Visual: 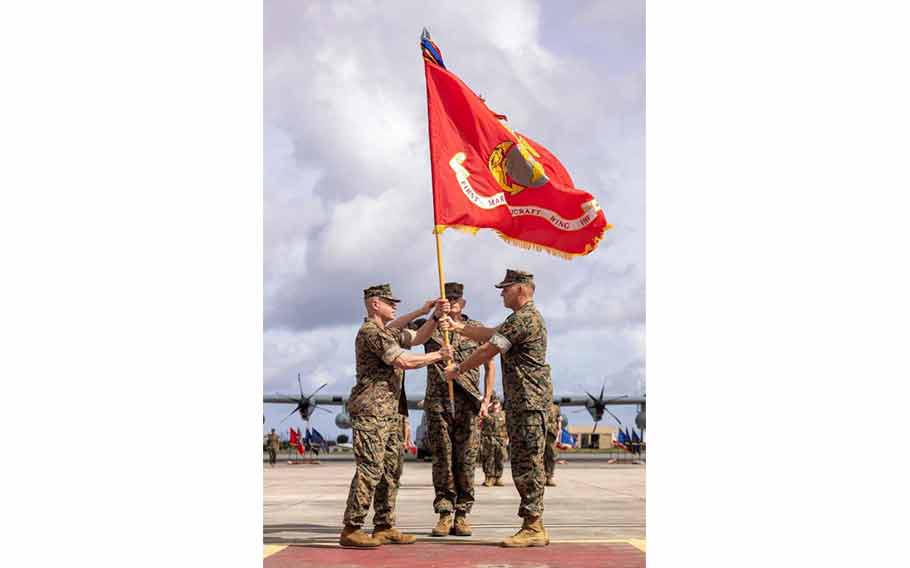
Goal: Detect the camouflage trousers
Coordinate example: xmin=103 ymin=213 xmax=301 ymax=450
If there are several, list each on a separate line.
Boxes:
xmin=506 ymin=409 xmax=547 ymax=518
xmin=480 ymin=435 xmax=508 ymax=478
xmin=342 ymin=413 xmax=403 ymax=528
xmin=544 ymin=428 xmax=558 ymax=479
xmin=427 ymin=394 xmax=479 ymax=514
xmin=267 ymin=448 xmax=277 ymax=465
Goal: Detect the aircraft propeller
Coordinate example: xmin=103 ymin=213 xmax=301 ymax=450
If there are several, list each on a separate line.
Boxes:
xmin=576 ymin=383 xmax=629 ymax=434
xmin=278 ymin=373 xmax=329 ymax=424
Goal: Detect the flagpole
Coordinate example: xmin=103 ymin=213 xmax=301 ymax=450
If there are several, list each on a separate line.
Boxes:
xmin=434 ymin=232 xmax=456 ymax=418
xmin=423 ymin=30 xmax=456 ymax=418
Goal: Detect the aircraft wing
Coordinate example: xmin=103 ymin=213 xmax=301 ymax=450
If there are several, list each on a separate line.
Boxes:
xmin=263 ymin=394 xmax=302 ymax=404
xmin=264 ymin=393 xmax=420 ymax=408
xmin=263 ymin=394 xmax=350 ymax=405
xmin=264 ymin=394 xmax=416 ymax=405
xmin=552 ymin=395 xmax=646 ymax=406
xmin=312 ymin=395 xmax=348 ymax=405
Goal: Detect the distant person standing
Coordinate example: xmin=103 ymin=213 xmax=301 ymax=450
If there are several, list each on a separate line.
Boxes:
xmin=480 ymin=396 xmax=509 ymax=486
xmin=544 ymin=403 xmax=560 ymax=486
xmin=442 ymin=269 xmax=553 ymax=547
xmin=266 ymin=428 xmax=280 ymax=467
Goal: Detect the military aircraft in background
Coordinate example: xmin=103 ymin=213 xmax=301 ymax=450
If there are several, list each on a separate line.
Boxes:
xmin=558 ymin=384 xmax=646 ymax=432
xmin=264 ymin=374 xmax=645 ymax=433
xmin=264 ymin=374 xmax=427 ymax=430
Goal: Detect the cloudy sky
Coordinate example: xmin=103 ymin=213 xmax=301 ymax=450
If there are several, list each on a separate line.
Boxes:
xmin=263 ymin=0 xmax=644 ymax=439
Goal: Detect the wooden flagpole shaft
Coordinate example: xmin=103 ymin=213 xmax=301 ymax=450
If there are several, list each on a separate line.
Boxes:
xmin=425 ymin=37 xmax=454 ymax=417
xmin=434 ymin=231 xmax=456 ymax=417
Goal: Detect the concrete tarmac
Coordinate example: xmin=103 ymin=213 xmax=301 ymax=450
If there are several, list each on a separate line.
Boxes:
xmin=264 ymin=459 xmax=645 ymax=566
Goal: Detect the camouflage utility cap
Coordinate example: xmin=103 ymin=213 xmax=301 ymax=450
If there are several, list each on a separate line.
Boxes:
xmin=494 ymin=269 xmax=534 ymax=289
xmin=444 ymin=282 xmax=464 ymax=299
xmin=363 ymin=283 xmax=401 ymax=303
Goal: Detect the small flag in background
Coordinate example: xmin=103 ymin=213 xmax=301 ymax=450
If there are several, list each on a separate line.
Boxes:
xmin=289 ymin=427 xmax=305 ymax=455
xmin=557 ymin=428 xmax=575 ymax=450
xmin=612 ymin=429 xmax=628 ymax=451
xmin=289 ymin=427 xmax=298 ymax=446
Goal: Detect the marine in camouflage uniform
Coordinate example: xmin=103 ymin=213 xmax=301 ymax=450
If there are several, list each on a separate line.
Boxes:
xmin=266 ymin=428 xmax=280 ymax=467
xmin=410 ymin=282 xmax=494 ymax=537
xmin=339 ymin=284 xmax=452 ymax=549
xmin=480 ymin=397 xmax=509 ymax=485
xmin=544 ymin=403 xmax=560 ymax=486
xmin=441 ymin=269 xmax=553 ymax=547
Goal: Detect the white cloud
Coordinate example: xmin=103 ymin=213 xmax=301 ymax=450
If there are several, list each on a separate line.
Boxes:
xmin=264 ymin=324 xmax=359 ymax=393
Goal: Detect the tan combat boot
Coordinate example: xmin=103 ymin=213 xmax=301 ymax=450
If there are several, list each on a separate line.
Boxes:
xmin=500 ymin=516 xmax=549 ymax=547
xmin=339 ymin=525 xmax=382 ymax=548
xmin=482 ymin=476 xmax=494 ymax=487
xmin=453 ymin=512 xmax=472 ymax=536
xmin=494 ymin=477 xmax=504 ymax=486
xmin=372 ymin=524 xmax=417 ymax=544
xmin=545 ymin=477 xmax=557 ymax=487
xmin=431 ymin=513 xmax=453 ymax=537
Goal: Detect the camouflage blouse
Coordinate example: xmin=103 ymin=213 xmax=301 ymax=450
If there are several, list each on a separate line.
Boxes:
xmin=489 ymin=301 xmax=553 ymax=413
xmin=347 ymin=319 xmax=416 ymax=418
xmin=411 ymin=316 xmax=484 ymax=413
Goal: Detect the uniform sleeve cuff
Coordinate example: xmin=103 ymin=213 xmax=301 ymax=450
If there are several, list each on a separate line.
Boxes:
xmin=400 ymin=328 xmax=417 ymax=348
xmin=489 ymin=333 xmax=512 ymax=354
xmin=382 ymin=346 xmax=405 ymax=365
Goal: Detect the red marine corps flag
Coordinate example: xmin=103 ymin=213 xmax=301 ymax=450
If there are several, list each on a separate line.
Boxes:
xmin=421 ymin=30 xmax=611 ymax=258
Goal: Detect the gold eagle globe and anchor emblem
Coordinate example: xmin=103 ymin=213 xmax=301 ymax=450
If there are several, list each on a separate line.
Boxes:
xmin=487 ymin=132 xmax=549 ymax=196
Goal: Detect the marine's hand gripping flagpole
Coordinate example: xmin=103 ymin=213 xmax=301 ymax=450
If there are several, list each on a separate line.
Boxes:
xmin=423 ymin=29 xmax=456 ymax=418
xmin=435 ymin=233 xmax=457 ymax=418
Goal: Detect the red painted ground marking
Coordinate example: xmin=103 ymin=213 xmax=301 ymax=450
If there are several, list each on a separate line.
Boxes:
xmin=264 ymin=543 xmax=644 ymax=568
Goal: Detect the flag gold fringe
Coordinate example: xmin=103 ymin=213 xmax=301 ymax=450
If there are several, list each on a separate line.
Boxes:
xmin=434 ymin=224 xmax=479 ymax=235
xmin=434 ymin=223 xmax=613 ymax=260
